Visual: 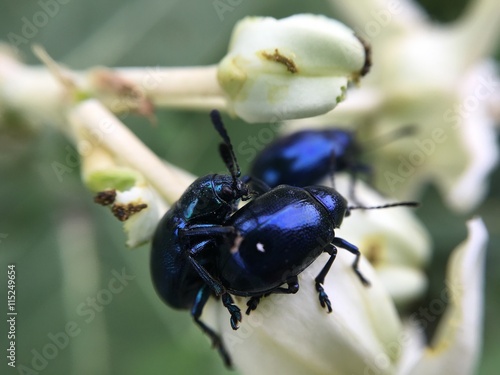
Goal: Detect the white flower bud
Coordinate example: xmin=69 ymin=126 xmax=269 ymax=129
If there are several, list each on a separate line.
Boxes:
xmin=218 ymin=14 xmax=368 ymax=123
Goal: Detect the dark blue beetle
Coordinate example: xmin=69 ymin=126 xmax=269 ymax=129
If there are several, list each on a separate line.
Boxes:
xmin=249 ymin=129 xmax=369 ymax=189
xmin=151 ymin=110 xmax=250 ymax=367
xmin=195 ymin=185 xmax=416 ymax=316
xmin=193 ymin=184 xmax=372 ymax=316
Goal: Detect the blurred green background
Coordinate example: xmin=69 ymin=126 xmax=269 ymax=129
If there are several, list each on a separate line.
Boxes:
xmin=0 ymin=0 xmax=498 ymax=374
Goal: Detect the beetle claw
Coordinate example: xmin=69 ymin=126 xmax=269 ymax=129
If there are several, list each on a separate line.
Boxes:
xmin=222 ymin=293 xmax=242 ymax=330
xmin=229 ymin=308 xmax=242 ymax=330
xmin=246 ymin=296 xmax=261 ymax=315
xmin=316 ymin=283 xmax=333 ymax=313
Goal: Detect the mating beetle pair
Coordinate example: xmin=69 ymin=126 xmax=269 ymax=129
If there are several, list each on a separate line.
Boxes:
xmin=151 ymin=110 xmax=416 ymax=367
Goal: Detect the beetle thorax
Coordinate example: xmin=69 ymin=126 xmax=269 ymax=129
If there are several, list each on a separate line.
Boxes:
xmin=304 ymin=186 xmax=348 ymax=228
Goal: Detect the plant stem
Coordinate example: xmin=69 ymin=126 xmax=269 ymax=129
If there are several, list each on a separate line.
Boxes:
xmin=68 ymin=99 xmax=195 ymax=204
xmin=113 ymin=65 xmax=224 ymax=105
xmin=0 ymin=51 xmax=226 ymax=131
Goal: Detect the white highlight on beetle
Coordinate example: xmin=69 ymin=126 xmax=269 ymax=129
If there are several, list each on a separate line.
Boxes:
xmin=256 ymin=242 xmax=265 ymax=253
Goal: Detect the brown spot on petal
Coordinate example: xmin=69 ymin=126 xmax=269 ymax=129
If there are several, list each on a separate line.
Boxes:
xmin=362 ymin=236 xmax=386 ymax=267
xmin=111 ymin=203 xmax=148 ymax=221
xmin=94 ymin=190 xmax=117 ymax=206
xmin=261 ymin=49 xmax=298 ymax=73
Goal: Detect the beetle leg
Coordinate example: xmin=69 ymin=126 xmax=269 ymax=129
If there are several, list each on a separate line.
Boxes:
xmin=180 ymin=225 xmax=235 ymax=239
xmin=222 ymin=293 xmax=242 ymax=330
xmin=314 ymin=244 xmax=338 ymax=313
xmin=348 ymin=163 xmax=372 ymax=205
xmin=348 ymin=166 xmax=360 ymax=205
xmin=181 ymin=225 xmax=237 ymax=252
xmin=187 ymin=255 xmax=242 ymax=330
xmin=245 ymin=296 xmax=261 ymax=315
xmin=246 ymin=277 xmax=299 ymax=315
xmin=332 ymin=237 xmax=371 ymax=286
xmin=274 ymin=276 xmax=300 ymax=294
xmin=191 ymin=285 xmax=233 ymax=368
xmin=187 ymin=255 xmax=226 ymax=296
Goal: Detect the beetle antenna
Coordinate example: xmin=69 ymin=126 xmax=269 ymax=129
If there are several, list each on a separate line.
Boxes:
xmin=363 ymin=125 xmax=417 ymax=153
xmin=348 ymin=201 xmax=419 ymax=211
xmin=210 ymin=110 xmax=241 ymax=180
xmin=219 ymin=143 xmax=238 ymax=178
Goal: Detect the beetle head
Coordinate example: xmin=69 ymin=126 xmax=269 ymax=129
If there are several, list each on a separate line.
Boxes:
xmin=213 ymin=174 xmax=249 ymax=205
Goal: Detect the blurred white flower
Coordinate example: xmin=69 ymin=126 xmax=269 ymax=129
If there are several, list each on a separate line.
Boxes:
xmin=332 ymin=175 xmax=431 ymax=307
xmin=209 ymin=216 xmax=487 ymax=375
xmin=215 ymin=242 xmax=404 ymax=375
xmin=398 ymin=218 xmax=487 ymax=375
xmin=218 ymin=14 xmax=369 ymax=123
xmin=287 ymin=0 xmax=499 ymax=212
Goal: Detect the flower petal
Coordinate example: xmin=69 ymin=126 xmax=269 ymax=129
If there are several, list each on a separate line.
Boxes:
xmin=227 ymin=74 xmax=349 ymax=123
xmin=225 ymin=15 xmax=365 ymax=76
xmin=442 ymin=61 xmax=499 ymax=212
xmin=331 ymin=175 xmax=432 ymax=305
xmin=402 ymin=218 xmax=488 ymax=375
xmin=377 ymin=265 xmax=428 ymax=307
xmin=213 ymin=230 xmax=403 ymax=374
xmin=114 ymin=185 xmax=168 ymax=247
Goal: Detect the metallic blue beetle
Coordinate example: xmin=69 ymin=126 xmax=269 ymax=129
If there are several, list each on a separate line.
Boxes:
xmin=151 ymin=110 xmax=250 ymax=367
xmin=195 ymin=184 xmax=370 ymax=316
xmin=194 ymin=185 xmax=415 ymax=316
xmin=249 ymin=129 xmax=369 ymax=189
